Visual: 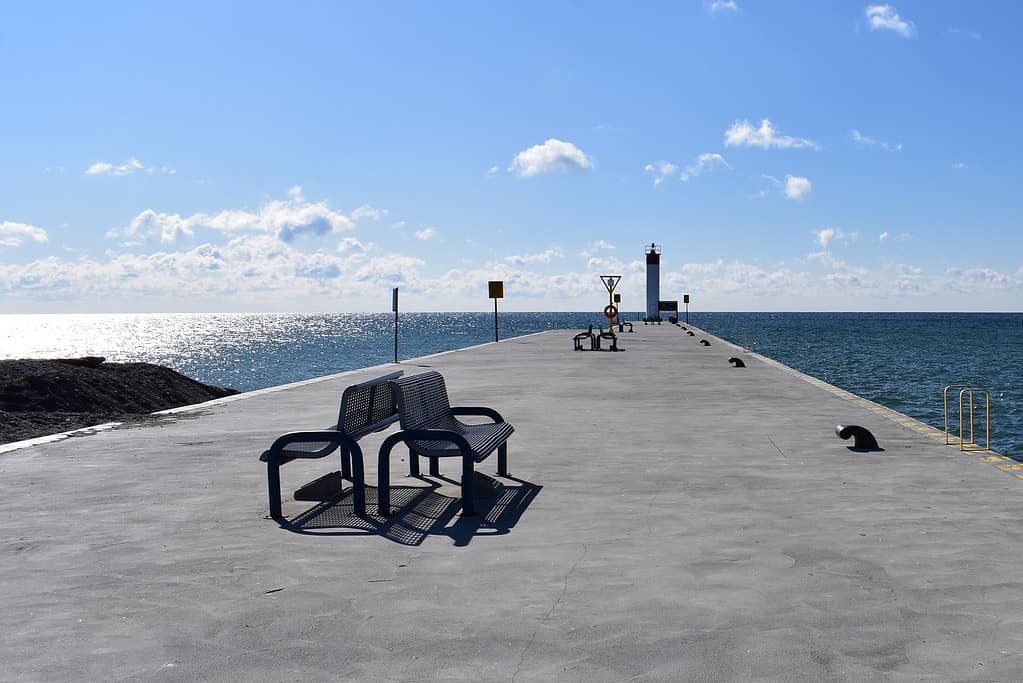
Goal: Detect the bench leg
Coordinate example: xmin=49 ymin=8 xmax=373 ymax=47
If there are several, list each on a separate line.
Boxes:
xmin=460 ymin=455 xmax=477 ymax=516
xmin=378 ymin=447 xmax=392 ymax=516
xmin=349 ymin=445 xmax=366 ymax=516
xmin=429 ymin=457 xmax=440 ymax=477
xmin=408 ymin=448 xmax=420 ymax=477
xmin=497 ymin=442 xmax=509 ymax=476
xmin=339 ymin=444 xmax=352 ymax=480
xmin=267 ymin=461 xmax=283 ymax=519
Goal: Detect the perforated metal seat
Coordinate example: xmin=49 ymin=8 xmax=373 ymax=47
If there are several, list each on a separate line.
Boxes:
xmin=260 ymin=370 xmax=402 ymax=518
xmin=377 ymin=371 xmax=514 ymax=516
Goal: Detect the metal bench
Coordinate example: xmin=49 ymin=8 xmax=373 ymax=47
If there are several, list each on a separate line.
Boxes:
xmin=597 ymin=326 xmax=619 ymax=351
xmin=260 ymin=370 xmax=402 ymax=518
xmin=573 ymin=324 xmax=597 ymax=350
xmin=377 ymin=371 xmax=514 ymax=516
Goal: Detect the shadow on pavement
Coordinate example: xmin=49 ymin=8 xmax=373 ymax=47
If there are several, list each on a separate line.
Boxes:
xmin=278 ymin=476 xmax=541 ymax=547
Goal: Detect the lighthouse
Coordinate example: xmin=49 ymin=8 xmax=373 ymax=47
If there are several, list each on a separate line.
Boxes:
xmin=645 ymin=243 xmax=661 ymax=321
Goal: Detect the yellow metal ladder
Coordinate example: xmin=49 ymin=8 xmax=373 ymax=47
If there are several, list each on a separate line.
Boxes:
xmin=943 ymin=384 xmax=991 ymax=451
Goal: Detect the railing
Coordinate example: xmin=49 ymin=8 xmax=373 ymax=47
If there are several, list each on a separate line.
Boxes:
xmin=944 ymin=384 xmax=991 ymax=451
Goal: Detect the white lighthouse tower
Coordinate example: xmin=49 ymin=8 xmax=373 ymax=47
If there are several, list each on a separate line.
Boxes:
xmin=645 ymin=243 xmax=661 ymax=321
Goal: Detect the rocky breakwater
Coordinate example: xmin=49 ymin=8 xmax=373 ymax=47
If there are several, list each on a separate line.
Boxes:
xmin=0 ymin=357 xmax=239 ymax=445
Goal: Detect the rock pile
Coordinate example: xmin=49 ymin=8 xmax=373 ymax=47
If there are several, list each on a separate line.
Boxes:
xmin=0 ymin=358 xmax=239 ymax=445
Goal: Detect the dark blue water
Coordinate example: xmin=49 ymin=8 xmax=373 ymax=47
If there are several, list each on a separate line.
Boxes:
xmin=691 ymin=313 xmax=1023 ymax=459
xmin=4 ymin=311 xmax=1021 ymax=457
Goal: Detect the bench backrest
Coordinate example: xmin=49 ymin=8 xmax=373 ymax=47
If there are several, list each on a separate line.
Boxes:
xmin=337 ymin=370 xmax=403 ymax=440
xmin=390 ymin=371 xmax=452 ymax=430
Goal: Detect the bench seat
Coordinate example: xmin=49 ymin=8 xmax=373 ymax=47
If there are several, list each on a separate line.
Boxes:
xmin=377 ymin=371 xmax=514 ymax=516
xmin=260 ymin=370 xmax=402 ymax=518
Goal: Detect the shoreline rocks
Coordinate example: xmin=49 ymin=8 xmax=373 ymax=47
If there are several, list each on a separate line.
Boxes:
xmin=0 ymin=358 xmax=239 ymax=445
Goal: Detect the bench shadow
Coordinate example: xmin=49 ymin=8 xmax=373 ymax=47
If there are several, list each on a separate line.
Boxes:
xmin=277 ymin=475 xmax=541 ymax=547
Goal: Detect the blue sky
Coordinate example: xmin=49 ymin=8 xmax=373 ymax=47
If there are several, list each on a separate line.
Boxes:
xmin=1 ymin=1 xmax=1019 ymax=312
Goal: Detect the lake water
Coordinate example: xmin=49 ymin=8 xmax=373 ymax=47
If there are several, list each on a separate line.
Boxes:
xmin=3 ymin=311 xmax=1021 ymax=458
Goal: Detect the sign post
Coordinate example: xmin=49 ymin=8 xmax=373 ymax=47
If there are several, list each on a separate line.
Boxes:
xmin=683 ymin=293 xmax=690 ymax=325
xmin=488 ymin=281 xmax=504 ymax=342
xmin=600 ymin=275 xmax=622 ymax=330
xmin=392 ymin=287 xmax=399 ymax=363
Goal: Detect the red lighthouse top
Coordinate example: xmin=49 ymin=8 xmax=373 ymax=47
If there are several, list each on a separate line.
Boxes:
xmin=645 ymin=242 xmax=661 ymax=265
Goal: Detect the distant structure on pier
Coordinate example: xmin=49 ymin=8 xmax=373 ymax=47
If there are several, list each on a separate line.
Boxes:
xmin=645 ymin=243 xmax=661 ymax=321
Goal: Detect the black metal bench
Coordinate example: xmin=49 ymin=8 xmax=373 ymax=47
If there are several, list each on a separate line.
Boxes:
xmin=597 ymin=326 xmax=619 ymax=351
xmin=260 ymin=370 xmax=402 ymax=518
xmin=377 ymin=371 xmax=514 ymax=516
xmin=573 ymin=324 xmax=597 ymax=350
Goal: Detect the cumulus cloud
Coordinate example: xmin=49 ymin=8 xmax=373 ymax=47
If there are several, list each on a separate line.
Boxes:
xmin=815 ymin=227 xmax=857 ymax=248
xmin=879 ymin=231 xmax=890 ymax=241
xmin=681 ymin=153 xmax=731 ymax=181
xmin=644 ymin=161 xmax=679 ymax=187
xmin=751 ymin=174 xmax=810 ymax=201
xmin=785 ymin=175 xmax=812 ymax=200
xmin=866 ymin=5 xmax=916 ymax=38
xmin=851 ymin=129 xmax=902 ymax=151
xmin=724 ymin=119 xmax=820 ymax=150
xmin=509 ymin=139 xmax=592 ymax=177
xmin=110 ymin=189 xmax=358 ymax=244
xmin=86 ymin=158 xmax=174 ymax=176
xmin=351 ymin=205 xmax=388 ymax=221
xmin=415 ymin=227 xmax=436 ymax=241
xmin=505 ymin=247 xmax=564 ymax=266
xmin=644 ymin=154 xmax=730 ymax=186
xmin=706 ymin=0 xmax=740 ymax=13
xmin=0 ymin=221 xmax=49 ymax=247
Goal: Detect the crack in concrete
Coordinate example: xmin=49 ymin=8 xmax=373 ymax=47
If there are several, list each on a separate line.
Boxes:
xmin=511 ymin=543 xmax=588 ymax=682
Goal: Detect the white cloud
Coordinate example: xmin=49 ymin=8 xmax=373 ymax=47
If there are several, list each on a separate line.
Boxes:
xmin=643 ymin=161 xmax=678 ymax=186
xmin=488 ymin=165 xmax=501 ymax=176
xmin=415 ymin=227 xmax=436 ymax=241
xmin=851 ymin=129 xmax=902 ymax=151
xmin=351 ymin=204 xmax=388 ymax=221
xmin=86 ymin=158 xmax=172 ymax=176
xmin=815 ymin=228 xmax=857 ymax=248
xmin=509 ymin=139 xmax=592 ymax=177
xmin=953 ymin=161 xmax=969 ymax=171
xmin=866 ymin=5 xmax=916 ymax=38
xmin=784 ymin=175 xmax=812 ymax=200
xmin=591 ymin=240 xmax=616 ymax=251
xmin=879 ymin=232 xmax=890 ymax=241
xmin=681 ymin=153 xmax=731 ymax=181
xmin=706 ymin=0 xmax=740 ymax=13
xmin=110 ymin=189 xmax=358 ymax=244
xmin=0 ymin=221 xmax=49 ymax=247
xmin=505 ymin=247 xmax=563 ymax=266
xmin=724 ymin=119 xmax=820 ymax=150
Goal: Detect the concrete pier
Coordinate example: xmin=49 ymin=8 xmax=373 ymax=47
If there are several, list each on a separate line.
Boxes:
xmin=3 ymin=325 xmax=1023 ymax=681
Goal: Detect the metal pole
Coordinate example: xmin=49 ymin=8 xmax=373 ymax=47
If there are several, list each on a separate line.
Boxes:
xmin=392 ymin=287 xmax=399 ymax=363
xmin=494 ymin=299 xmax=499 ymax=342
xmin=685 ymin=301 xmax=689 ymax=325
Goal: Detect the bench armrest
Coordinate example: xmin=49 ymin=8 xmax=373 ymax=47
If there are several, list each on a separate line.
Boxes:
xmin=260 ymin=430 xmax=357 ymax=462
xmin=384 ymin=428 xmax=473 ymax=454
xmin=449 ymin=406 xmax=505 ymax=423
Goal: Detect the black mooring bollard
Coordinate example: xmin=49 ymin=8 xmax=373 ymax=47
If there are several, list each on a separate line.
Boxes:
xmin=728 ymin=357 xmax=745 ymax=367
xmin=835 ymin=424 xmax=881 ymax=451
xmin=687 ymin=331 xmax=695 ymax=336
xmin=700 ymin=339 xmax=710 ymax=346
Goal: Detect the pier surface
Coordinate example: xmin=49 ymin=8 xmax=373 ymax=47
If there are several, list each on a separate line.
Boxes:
xmin=3 ymin=325 xmax=1023 ymax=681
